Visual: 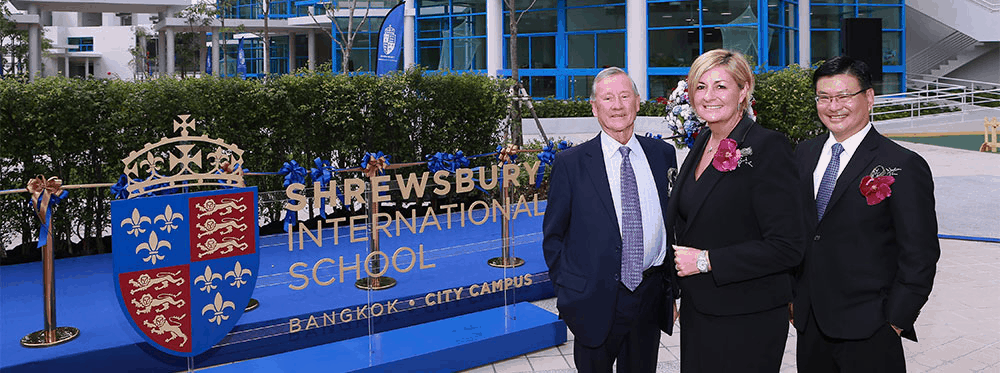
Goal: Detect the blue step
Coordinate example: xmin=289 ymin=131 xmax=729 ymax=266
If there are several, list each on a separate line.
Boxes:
xmin=202 ymin=302 xmax=567 ymax=372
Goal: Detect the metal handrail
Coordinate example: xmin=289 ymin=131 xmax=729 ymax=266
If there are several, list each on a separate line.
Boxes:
xmin=873 ymin=76 xmax=1000 ymax=121
xmin=968 ymin=0 xmax=1000 ymax=12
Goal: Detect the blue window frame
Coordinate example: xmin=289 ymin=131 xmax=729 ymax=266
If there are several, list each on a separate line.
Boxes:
xmin=332 ymin=16 xmax=385 ymax=73
xmin=68 ymin=37 xmax=94 ymax=52
xmin=810 ymin=0 xmax=905 ymax=93
xmin=416 ymin=0 xmax=487 ymax=72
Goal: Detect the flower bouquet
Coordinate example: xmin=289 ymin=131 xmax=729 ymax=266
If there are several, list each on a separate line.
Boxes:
xmin=660 ymin=80 xmax=704 ymax=148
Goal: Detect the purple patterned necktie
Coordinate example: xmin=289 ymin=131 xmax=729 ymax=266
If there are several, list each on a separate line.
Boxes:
xmin=619 ymin=146 xmax=643 ymax=291
xmin=816 ymin=143 xmax=844 ymax=221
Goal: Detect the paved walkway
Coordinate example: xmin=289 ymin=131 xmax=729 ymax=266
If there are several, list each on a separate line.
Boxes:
xmin=468 ymin=129 xmax=1000 ymax=372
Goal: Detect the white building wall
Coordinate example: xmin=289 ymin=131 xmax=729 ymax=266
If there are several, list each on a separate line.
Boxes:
xmin=904 ymin=6 xmax=953 ymax=60
xmin=42 ymin=25 xmax=139 ymax=78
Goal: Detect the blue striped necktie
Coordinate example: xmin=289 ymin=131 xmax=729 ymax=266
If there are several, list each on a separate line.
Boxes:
xmin=619 ymin=146 xmax=642 ymax=291
xmin=816 ymin=143 xmax=844 ymax=221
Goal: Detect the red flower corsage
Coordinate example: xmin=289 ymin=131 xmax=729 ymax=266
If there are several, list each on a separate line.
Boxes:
xmin=859 ymin=165 xmax=900 ymax=205
xmin=712 ymin=138 xmax=753 ymax=172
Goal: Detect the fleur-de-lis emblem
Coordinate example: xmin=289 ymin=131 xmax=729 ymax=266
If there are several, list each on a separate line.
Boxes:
xmin=224 ymin=261 xmax=252 ymax=288
xmin=135 ymin=231 xmax=171 ymax=264
xmin=202 ymin=292 xmax=236 ymax=325
xmin=121 ymin=208 xmax=152 ymax=237
xmin=154 ymin=204 xmax=184 ymax=233
xmin=194 ymin=265 xmax=223 ymax=293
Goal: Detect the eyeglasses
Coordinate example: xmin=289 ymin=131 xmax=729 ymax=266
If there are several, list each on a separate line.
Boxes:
xmin=814 ymin=89 xmax=866 ymax=105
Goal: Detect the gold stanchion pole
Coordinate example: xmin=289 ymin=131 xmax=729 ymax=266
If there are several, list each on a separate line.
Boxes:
xmin=356 ymin=165 xmax=396 ymax=290
xmin=21 ymin=176 xmax=80 ymax=347
xmin=489 ymin=147 xmax=525 ymax=268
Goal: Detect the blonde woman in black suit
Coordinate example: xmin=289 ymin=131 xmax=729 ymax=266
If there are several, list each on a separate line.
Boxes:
xmin=667 ymin=49 xmax=806 ymax=372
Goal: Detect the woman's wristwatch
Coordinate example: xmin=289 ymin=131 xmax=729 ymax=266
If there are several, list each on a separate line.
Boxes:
xmin=697 ymin=251 xmax=709 ymax=273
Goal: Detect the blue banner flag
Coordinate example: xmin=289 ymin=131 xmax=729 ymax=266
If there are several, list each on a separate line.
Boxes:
xmin=206 ymin=48 xmax=212 ymax=75
xmin=376 ymin=2 xmax=405 ymax=76
xmin=237 ymin=38 xmax=247 ymax=78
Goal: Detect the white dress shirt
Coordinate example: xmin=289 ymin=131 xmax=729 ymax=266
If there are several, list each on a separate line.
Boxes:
xmin=813 ymin=123 xmax=873 ymax=198
xmin=600 ymin=131 xmax=667 ymax=270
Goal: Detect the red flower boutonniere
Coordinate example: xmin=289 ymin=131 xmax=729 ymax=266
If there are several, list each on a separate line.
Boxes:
xmin=712 ymin=138 xmax=753 ymax=172
xmin=859 ymin=165 xmax=900 ymax=205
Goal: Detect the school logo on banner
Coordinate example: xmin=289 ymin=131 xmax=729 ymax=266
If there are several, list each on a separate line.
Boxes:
xmin=111 ymin=114 xmax=257 ymax=357
xmin=382 ymin=24 xmax=396 ymax=55
xmin=376 ymin=1 xmax=405 ymax=76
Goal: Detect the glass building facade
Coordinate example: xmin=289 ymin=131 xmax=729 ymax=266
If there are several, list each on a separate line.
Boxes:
xmin=210 ymin=0 xmax=905 ymax=95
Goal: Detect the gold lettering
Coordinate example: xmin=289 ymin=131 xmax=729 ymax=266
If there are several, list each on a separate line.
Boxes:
xmin=385 ymin=300 xmax=399 ymax=314
xmin=440 ymin=204 xmax=457 ymax=229
xmin=469 ymin=200 xmax=489 ymax=225
xmin=323 ymin=312 xmax=335 ymax=326
xmin=283 ymin=183 xmax=307 ymax=211
xmin=325 ymin=217 xmax=346 ymax=245
xmin=513 ymin=275 xmax=524 ymax=288
xmin=305 ymin=315 xmax=319 ymax=330
xmin=364 ymin=251 xmax=390 ymax=277
xmin=370 ymin=302 xmax=384 ymax=317
xmin=524 ymin=161 xmax=541 ymax=187
xmin=425 ymin=292 xmax=437 ymax=306
xmin=452 ymin=287 xmax=463 ymax=301
xmin=374 ymin=212 xmax=392 ymax=238
xmin=455 ymin=168 xmax=474 ymax=194
xmin=419 ymin=208 xmax=441 ymax=233
xmin=512 ymin=194 xmax=532 ymax=220
xmin=469 ymin=284 xmax=481 ymax=297
xmin=340 ymin=254 xmax=361 ymax=282
xmin=371 ymin=175 xmax=391 ymax=203
xmin=491 ymin=198 xmax=510 ymax=223
xmin=299 ymin=221 xmax=322 ymax=251
xmin=392 ymin=246 xmax=416 ymax=273
xmin=503 ymin=163 xmax=521 ymax=188
xmin=524 ymin=273 xmax=533 ymax=286
xmin=288 ymin=262 xmax=309 ymax=290
xmin=419 ymin=244 xmax=435 ymax=269
xmin=479 ymin=282 xmax=492 ymax=295
xmin=287 ymin=228 xmax=293 ymax=252
xmin=396 ymin=172 xmax=429 ymax=200
xmin=344 ymin=178 xmax=366 ymax=205
xmin=312 ymin=257 xmax=337 ymax=286
xmin=478 ymin=165 xmax=498 ymax=191
xmin=394 ymin=210 xmax=417 ymax=236
xmin=355 ymin=305 xmax=368 ymax=320
xmin=350 ymin=215 xmax=367 ymax=243
xmin=432 ymin=170 xmax=452 ymax=195
xmin=313 ymin=181 xmax=339 ymax=209
xmin=504 ymin=277 xmax=514 ymax=290
xmin=340 ymin=308 xmax=353 ymax=322
xmin=460 ymin=203 xmax=466 ymax=227
xmin=533 ymin=194 xmax=544 ymax=216
xmin=491 ymin=279 xmax=503 ymax=293
xmin=289 ymin=318 xmax=301 ymax=333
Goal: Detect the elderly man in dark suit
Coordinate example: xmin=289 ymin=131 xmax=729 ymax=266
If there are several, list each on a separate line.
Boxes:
xmin=793 ymin=56 xmax=941 ymax=372
xmin=543 ymin=67 xmax=677 ymax=373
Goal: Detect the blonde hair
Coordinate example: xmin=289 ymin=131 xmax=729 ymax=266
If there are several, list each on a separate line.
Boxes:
xmin=687 ymin=49 xmax=754 ymax=114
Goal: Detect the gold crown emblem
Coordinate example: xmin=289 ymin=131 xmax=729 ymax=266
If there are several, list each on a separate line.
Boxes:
xmin=121 ymin=114 xmax=245 ymax=198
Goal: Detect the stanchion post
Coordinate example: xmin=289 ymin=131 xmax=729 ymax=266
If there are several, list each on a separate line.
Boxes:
xmin=21 ymin=177 xmax=80 ymax=347
xmin=489 ymin=154 xmax=525 ymax=268
xmin=357 ymin=178 xmax=396 ymax=290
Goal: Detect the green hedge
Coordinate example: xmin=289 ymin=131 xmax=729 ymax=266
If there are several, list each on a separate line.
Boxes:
xmin=0 ymin=68 xmax=513 ymax=258
xmin=526 ymin=65 xmax=825 ymax=145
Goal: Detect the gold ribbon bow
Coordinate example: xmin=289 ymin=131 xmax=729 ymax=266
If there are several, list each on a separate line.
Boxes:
xmin=498 ymin=144 xmax=520 ymax=165
xmin=26 ymin=175 xmax=64 ymax=221
xmin=364 ymin=156 xmax=389 ymax=179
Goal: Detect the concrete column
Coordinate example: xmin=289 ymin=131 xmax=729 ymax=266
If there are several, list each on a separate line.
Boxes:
xmin=403 ymin=0 xmax=415 ymax=69
xmin=28 ymin=4 xmax=41 ymax=81
xmin=157 ymin=31 xmax=166 ymax=75
xmin=288 ymin=33 xmax=296 ymax=72
xmin=212 ymin=30 xmax=220 ymax=77
xmin=308 ymin=30 xmax=316 ymax=70
xmin=200 ymin=33 xmax=207 ymax=75
xmin=486 ymin=0 xmax=502 ymax=77
xmin=64 ymin=55 xmax=69 ymax=77
xmin=166 ymin=28 xmax=175 ymax=75
xmin=85 ymin=58 xmax=90 ymax=77
xmin=799 ymin=0 xmax=810 ymax=67
xmin=626 ymin=0 xmax=647 ymax=100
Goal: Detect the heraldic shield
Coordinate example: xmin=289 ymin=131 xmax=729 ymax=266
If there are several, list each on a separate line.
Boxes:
xmin=112 ymin=187 xmax=259 ymax=357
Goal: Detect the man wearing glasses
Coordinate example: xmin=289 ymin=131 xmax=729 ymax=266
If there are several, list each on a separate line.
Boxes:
xmin=791 ymin=56 xmax=940 ymax=372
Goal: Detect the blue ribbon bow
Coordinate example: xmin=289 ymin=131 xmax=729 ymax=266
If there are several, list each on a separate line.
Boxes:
xmin=110 ymin=174 xmax=130 ymax=200
xmin=279 ymin=160 xmax=307 ymax=231
xmin=309 ymin=157 xmax=338 ymax=219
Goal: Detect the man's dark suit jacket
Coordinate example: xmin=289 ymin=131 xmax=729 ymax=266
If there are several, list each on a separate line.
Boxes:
xmin=542 ymin=133 xmax=677 ymax=348
xmin=667 ymin=115 xmax=805 ymax=316
xmin=793 ymin=129 xmax=940 ymax=342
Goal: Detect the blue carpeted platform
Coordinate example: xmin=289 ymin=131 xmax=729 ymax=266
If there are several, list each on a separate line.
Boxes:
xmin=1 ymin=203 xmax=553 ymax=372
xmin=202 ymin=302 xmax=566 ymax=372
